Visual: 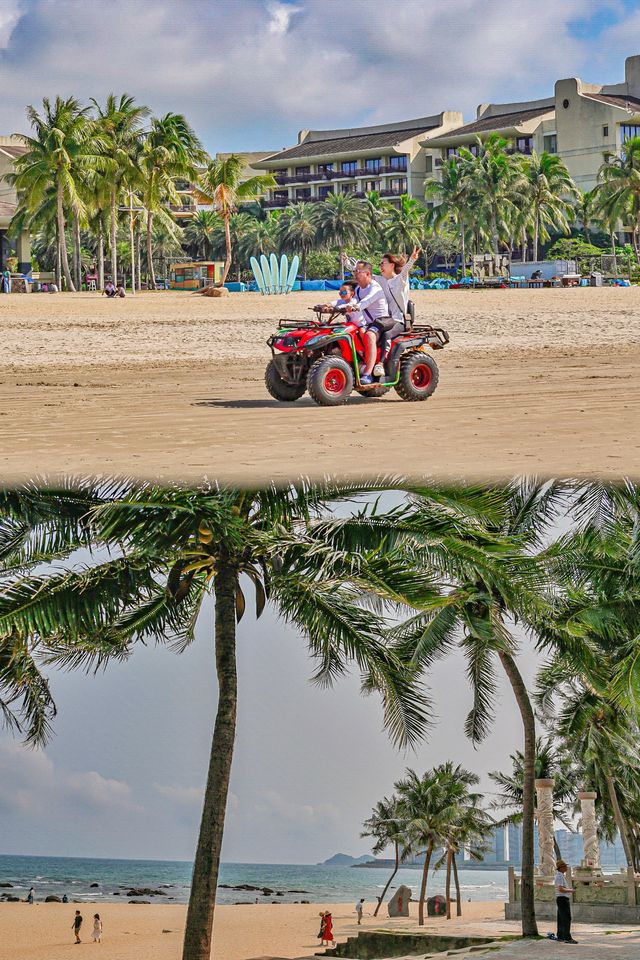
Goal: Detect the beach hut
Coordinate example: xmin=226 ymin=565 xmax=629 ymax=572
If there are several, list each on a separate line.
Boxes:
xmin=169 ymin=261 xmax=225 ymax=291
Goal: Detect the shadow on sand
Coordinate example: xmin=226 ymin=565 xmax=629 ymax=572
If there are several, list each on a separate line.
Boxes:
xmin=192 ymin=396 xmax=400 ymax=410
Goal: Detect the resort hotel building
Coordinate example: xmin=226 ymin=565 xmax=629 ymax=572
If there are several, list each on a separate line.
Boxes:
xmin=254 ymin=54 xmax=640 ymax=222
xmin=0 ymin=137 xmax=30 ymax=273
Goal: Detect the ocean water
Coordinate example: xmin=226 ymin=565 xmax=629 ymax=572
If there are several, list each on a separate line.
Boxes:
xmin=0 ymin=854 xmax=508 ymax=905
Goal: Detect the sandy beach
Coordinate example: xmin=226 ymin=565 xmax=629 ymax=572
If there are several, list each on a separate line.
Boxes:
xmin=0 ymin=899 xmax=517 ymax=960
xmin=1 ymin=288 xmax=639 ymax=481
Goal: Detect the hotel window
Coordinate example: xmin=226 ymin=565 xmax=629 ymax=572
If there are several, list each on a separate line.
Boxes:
xmin=446 ymin=146 xmax=459 ymax=158
xmin=621 ymin=124 xmax=640 ymax=143
xmin=318 ymin=163 xmax=334 ymax=175
xmin=365 ymin=180 xmax=381 ymax=192
xmin=274 ymin=169 xmax=287 ymax=176
xmin=295 ymin=165 xmax=310 ymax=174
xmin=295 ymin=187 xmax=311 ymax=199
xmin=543 ymin=134 xmax=557 ymax=154
xmin=515 ymin=136 xmax=533 ymax=155
xmin=603 ymin=125 xmax=609 ymax=138
xmin=365 ymin=157 xmax=381 ymax=172
xmin=388 ymin=155 xmax=407 ymax=171
xmin=273 ymin=191 xmax=288 ymax=202
xmin=341 ymin=160 xmax=357 ymax=175
xmin=390 ymin=177 xmax=407 ymax=194
xmin=318 ymin=185 xmax=333 ymax=198
xmin=425 ymin=156 xmax=433 ymax=174
xmin=342 ymin=182 xmax=356 ymax=193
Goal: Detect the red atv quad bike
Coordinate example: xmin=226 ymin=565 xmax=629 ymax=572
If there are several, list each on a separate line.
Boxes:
xmin=265 ymin=302 xmax=449 ymax=406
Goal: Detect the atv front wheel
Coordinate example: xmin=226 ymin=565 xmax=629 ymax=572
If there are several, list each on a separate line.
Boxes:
xmin=265 ymin=360 xmax=306 ymax=402
xmin=395 ymin=351 xmax=439 ymax=402
xmin=307 ymin=356 xmax=354 ymax=406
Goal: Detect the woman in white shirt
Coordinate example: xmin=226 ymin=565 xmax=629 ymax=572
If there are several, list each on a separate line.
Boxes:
xmin=372 ymin=246 xmax=420 ymax=375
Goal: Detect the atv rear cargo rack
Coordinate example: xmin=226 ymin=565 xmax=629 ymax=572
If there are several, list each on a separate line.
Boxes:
xmin=410 ymin=325 xmax=450 ymax=347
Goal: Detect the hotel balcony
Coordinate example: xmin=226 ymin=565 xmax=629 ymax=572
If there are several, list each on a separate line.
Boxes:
xmin=275 ymin=162 xmax=408 ymax=186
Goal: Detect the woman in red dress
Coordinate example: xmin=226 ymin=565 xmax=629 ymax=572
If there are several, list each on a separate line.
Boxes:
xmin=320 ymin=911 xmax=336 ymax=947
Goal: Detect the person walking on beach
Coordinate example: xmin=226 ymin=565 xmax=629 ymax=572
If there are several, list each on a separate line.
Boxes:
xmin=26 ymin=887 xmax=34 ymax=904
xmin=355 ymin=898 xmax=364 ymax=924
xmin=92 ymin=913 xmax=103 ymax=943
xmin=72 ymin=909 xmax=83 ymax=944
xmin=555 ymin=860 xmax=577 ymax=944
xmin=320 ymin=910 xmax=336 ymax=947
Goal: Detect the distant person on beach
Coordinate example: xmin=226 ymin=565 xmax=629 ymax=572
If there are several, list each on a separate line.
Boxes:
xmin=62 ymin=894 xmax=69 ymax=903
xmin=355 ymin=898 xmax=364 ymax=924
xmin=26 ymin=887 xmax=34 ymax=903
xmin=104 ymin=280 xmax=116 ymax=298
xmin=320 ymin=910 xmax=336 ymax=947
xmin=555 ymin=860 xmax=577 ymax=944
xmin=116 ymin=285 xmax=126 ymax=298
xmin=92 ymin=913 xmax=103 ymax=943
xmin=72 ymin=909 xmax=83 ymax=944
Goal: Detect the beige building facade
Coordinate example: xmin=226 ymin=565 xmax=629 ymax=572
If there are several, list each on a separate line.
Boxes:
xmin=254 ymin=113 xmax=463 ymax=208
xmin=0 ymin=136 xmax=30 ymax=272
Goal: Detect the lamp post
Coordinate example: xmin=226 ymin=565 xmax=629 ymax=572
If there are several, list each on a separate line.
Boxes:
xmin=118 ymin=193 xmax=145 ymax=295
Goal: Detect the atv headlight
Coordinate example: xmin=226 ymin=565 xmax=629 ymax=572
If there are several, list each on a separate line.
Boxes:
xmin=276 ymin=335 xmax=300 ymax=349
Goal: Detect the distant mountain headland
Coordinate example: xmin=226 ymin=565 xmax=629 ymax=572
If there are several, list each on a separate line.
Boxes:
xmin=318 ymin=854 xmax=377 ymax=866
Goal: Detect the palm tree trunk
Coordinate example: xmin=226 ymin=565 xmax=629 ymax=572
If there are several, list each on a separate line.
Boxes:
xmin=460 ymin=219 xmax=466 ymax=278
xmin=498 ymin=649 xmax=538 ymax=938
xmin=72 ymin=209 xmax=81 ymax=290
xmin=374 ymin=841 xmax=399 ymax=917
xmin=55 ymin=220 xmax=62 ymax=291
xmin=110 ymin=187 xmax=118 ymax=284
xmin=533 ymin=211 xmax=539 ymax=263
xmin=182 ymin=554 xmax=238 ymax=960
xmin=136 ymin=226 xmax=142 ymax=291
xmin=57 ymin=186 xmax=75 ymax=292
xmin=146 ymin=213 xmax=156 ymax=290
xmin=98 ymin=224 xmax=104 ymax=290
xmin=491 ymin=209 xmax=499 ymax=254
xmin=452 ymin=854 xmax=461 ymax=916
xmin=417 ymin=842 xmax=432 ymax=926
xmin=605 ymin=772 xmax=634 ymax=868
xmin=220 ymin=214 xmax=232 ymax=286
xmin=554 ymin=837 xmax=562 ymax=860
xmin=611 ymin=233 xmax=618 ymax=276
xmin=445 ymin=847 xmax=452 ymax=920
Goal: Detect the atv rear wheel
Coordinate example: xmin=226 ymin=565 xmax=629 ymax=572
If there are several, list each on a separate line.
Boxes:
xmin=265 ymin=360 xmax=306 ymax=402
xmin=307 ymin=356 xmax=354 ymax=406
xmin=395 ymin=351 xmax=439 ymax=402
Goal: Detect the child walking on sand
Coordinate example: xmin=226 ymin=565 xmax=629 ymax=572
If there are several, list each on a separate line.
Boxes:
xmin=72 ymin=909 xmax=83 ymax=944
xmin=92 ymin=913 xmax=103 ymax=943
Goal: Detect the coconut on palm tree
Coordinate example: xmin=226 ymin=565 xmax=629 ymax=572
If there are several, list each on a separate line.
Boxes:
xmin=0 ymin=479 xmax=431 ymax=960
xmin=198 ymin=156 xmax=276 ymax=285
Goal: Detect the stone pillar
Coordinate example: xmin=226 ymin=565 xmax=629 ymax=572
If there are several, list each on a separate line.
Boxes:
xmin=535 ymin=778 xmax=556 ymax=879
xmin=578 ymin=791 xmax=600 ymax=867
xmin=16 ymin=229 xmax=31 ymax=274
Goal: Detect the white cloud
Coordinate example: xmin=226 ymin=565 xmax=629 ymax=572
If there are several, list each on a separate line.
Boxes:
xmin=267 ymin=1 xmax=300 ymax=35
xmin=66 ymin=770 xmax=135 ymax=810
xmin=154 ymin=782 xmax=202 ymax=806
xmin=0 ymin=0 xmax=21 ymax=48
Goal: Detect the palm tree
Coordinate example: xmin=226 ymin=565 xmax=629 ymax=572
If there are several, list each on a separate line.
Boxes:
xmin=237 ymin=212 xmax=280 ymax=267
xmin=363 ymin=190 xmax=392 ymax=245
xmin=383 ymin=195 xmax=424 ymax=254
xmin=432 ymin=762 xmax=493 ymax=919
xmin=0 ymin=479 xmax=431 ymax=960
xmin=594 ymin=136 xmax=640 ymax=261
xmin=9 ymin=97 xmax=111 ymax=291
xmin=575 ymin=189 xmax=597 ymax=244
xmin=314 ymin=193 xmax=368 ymax=279
xmin=278 ymin=203 xmax=319 ymax=279
xmin=140 ymin=113 xmax=205 ymax=288
xmin=184 ymin=210 xmax=220 ymax=260
xmin=91 ymin=94 xmax=150 ymax=284
xmin=395 ymin=766 xmax=457 ymax=925
xmin=198 ymin=155 xmax=276 ymax=285
xmin=207 ymin=212 xmax=256 ymax=281
xmin=361 ymin=795 xmax=406 ymax=916
xmin=425 ymin=158 xmax=472 ymax=274
xmin=520 ymin=152 xmax=577 ymax=261
xmin=459 ymin=135 xmax=523 ymax=254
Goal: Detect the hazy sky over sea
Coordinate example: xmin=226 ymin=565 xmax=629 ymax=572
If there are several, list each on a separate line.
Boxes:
xmin=0 ymin=0 xmax=640 ymax=154
xmin=0 ymin=487 xmax=572 ymax=863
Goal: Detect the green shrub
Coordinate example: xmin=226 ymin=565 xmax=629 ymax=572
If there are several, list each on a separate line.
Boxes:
xmin=546 ymin=238 xmax=607 ymax=259
xmin=305 ymin=251 xmax=339 ymax=279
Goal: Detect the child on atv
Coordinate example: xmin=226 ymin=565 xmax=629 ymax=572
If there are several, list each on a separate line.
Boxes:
xmin=318 ymin=281 xmax=357 ymax=315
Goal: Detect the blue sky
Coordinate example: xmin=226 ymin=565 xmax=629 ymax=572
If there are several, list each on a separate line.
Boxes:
xmin=2 ymin=1 xmax=640 ymax=155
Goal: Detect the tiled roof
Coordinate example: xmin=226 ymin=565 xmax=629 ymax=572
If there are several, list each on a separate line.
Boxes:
xmin=435 ymin=105 xmax=553 ymax=138
xmin=261 ymin=124 xmax=438 ymax=162
xmin=0 ymin=144 xmax=27 ymax=158
xmin=582 ymin=92 xmax=640 ymax=111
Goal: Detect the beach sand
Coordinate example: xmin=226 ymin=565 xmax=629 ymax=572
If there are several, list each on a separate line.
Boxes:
xmin=0 ymin=899 xmax=511 ymax=960
xmin=1 ymin=288 xmax=639 ymax=481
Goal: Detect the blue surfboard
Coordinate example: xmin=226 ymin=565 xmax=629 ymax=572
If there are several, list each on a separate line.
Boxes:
xmin=279 ymin=254 xmax=288 ymax=294
xmin=250 ymin=256 xmax=266 ymax=294
xmin=285 ymin=255 xmax=299 ymax=293
xmin=269 ymin=253 xmax=279 ymax=294
xmin=260 ymin=255 xmax=271 ymax=294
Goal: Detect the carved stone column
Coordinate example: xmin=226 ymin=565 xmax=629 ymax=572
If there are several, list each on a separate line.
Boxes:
xmin=536 ymin=778 xmax=556 ymax=879
xmin=578 ymin=791 xmax=600 ymax=867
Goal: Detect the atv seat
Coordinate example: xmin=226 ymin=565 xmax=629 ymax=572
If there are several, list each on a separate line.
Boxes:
xmin=404 ymin=299 xmax=415 ymax=332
